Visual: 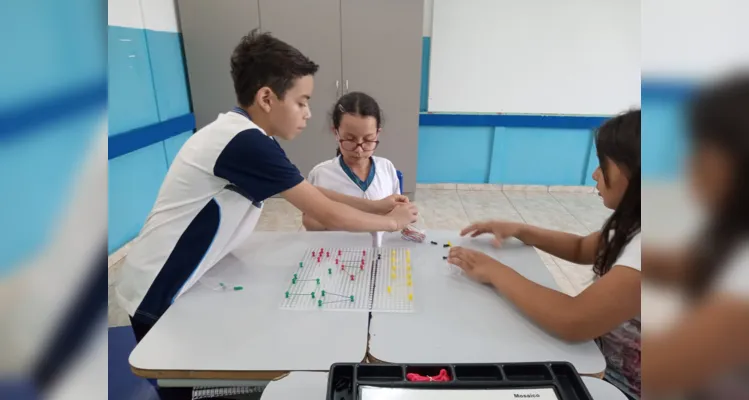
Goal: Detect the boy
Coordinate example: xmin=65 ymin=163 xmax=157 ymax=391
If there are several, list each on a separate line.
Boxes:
xmin=115 ymin=30 xmax=418 ymax=346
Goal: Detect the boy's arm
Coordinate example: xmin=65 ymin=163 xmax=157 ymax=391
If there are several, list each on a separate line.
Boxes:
xmin=283 ymin=181 xmax=416 ymax=232
xmin=302 ymin=213 xmax=327 ymax=231
xmin=315 ymin=187 xmax=408 ymax=215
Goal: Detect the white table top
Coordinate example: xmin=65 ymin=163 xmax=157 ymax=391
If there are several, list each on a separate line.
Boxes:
xmin=129 ymin=232 xmax=372 ymax=375
xmin=130 ymin=230 xmax=603 ymax=377
xmin=259 ymin=372 xmax=626 ymax=400
xmin=369 ymin=231 xmax=606 ymax=375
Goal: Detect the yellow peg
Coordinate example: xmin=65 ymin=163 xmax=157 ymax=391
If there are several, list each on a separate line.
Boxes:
xmin=387 ymin=286 xmax=392 ymax=294
xmin=391 ymin=273 xmax=397 ymax=279
xmin=408 ymin=293 xmax=413 ymax=301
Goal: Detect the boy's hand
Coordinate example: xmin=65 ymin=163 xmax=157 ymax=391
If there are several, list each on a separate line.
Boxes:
xmin=460 ymin=220 xmax=524 ymax=247
xmin=386 ymin=203 xmax=419 ymax=231
xmin=374 ymin=194 xmax=410 ymax=214
xmin=447 ymin=246 xmax=506 ymax=285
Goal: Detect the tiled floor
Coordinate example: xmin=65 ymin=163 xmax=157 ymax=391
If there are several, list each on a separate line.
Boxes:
xmin=108 ymin=187 xmax=610 ymax=327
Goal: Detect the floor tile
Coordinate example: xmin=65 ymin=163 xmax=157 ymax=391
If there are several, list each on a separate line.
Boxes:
xmin=256 ymin=198 xmax=302 ymax=231
xmin=457 ymin=191 xmax=524 ymax=223
xmin=414 ymin=189 xmax=470 ymax=230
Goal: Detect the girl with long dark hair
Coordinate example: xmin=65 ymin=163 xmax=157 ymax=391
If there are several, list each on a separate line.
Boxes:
xmin=448 ymin=109 xmax=642 ymax=398
xmin=642 ymin=74 xmax=749 ymax=398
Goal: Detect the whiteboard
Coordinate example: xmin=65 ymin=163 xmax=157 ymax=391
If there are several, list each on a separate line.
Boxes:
xmin=428 ymin=0 xmax=640 ymax=115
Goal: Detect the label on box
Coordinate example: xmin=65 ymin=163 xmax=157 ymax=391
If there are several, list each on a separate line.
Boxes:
xmin=360 ymin=386 xmax=560 ymax=400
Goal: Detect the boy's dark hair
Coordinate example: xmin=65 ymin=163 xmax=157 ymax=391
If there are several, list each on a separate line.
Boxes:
xmin=593 ymin=109 xmax=641 ymax=276
xmin=331 ymin=92 xmax=383 ymax=156
xmin=230 ymin=29 xmax=319 ymax=107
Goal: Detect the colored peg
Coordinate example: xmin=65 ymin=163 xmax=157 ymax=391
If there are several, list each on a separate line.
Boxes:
xmin=311 ymin=292 xmax=315 ymax=299
xmin=322 ymin=290 xmax=326 ymax=297
xmin=318 ymin=299 xmax=322 ymax=307
xmin=350 ymin=274 xmax=355 ymax=281
xmin=391 ymin=273 xmax=396 ymax=279
xmin=350 ymin=295 xmax=355 ymax=302
xmin=285 ymin=291 xmax=289 ymax=298
xmin=312 ymin=251 xmax=316 ymax=257
xmin=387 ymin=286 xmax=392 ymax=294
xmin=326 ymin=252 xmax=330 ymax=257
xmin=316 ymin=278 xmax=320 ymax=285
xmin=408 ymin=293 xmax=413 ymax=301
xmin=299 ymin=262 xmax=303 ymax=268
xmin=328 ymin=268 xmax=332 ymax=275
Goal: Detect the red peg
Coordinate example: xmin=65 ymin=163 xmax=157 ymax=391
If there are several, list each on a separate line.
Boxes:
xmin=338 ymin=250 xmax=342 ymax=256
xmin=312 ymin=251 xmax=316 ymax=257
xmin=335 ymin=259 xmax=339 ymax=264
xmin=326 ymin=252 xmax=330 ymax=257
xmin=341 ymin=265 xmax=345 ymax=271
xmin=360 ymin=265 xmax=364 ymax=270
xmin=363 ymin=250 xmax=366 ymax=256
xmin=350 ymin=274 xmax=355 ymax=281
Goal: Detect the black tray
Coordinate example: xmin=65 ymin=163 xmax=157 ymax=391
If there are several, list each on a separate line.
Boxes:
xmin=327 ymin=362 xmax=593 ymax=400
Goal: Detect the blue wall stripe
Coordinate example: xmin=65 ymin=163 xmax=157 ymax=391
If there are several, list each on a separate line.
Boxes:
xmin=641 ymin=79 xmax=696 ymax=101
xmin=417 ymin=126 xmax=494 ymax=183
xmin=108 ymin=142 xmax=171 ymax=252
xmin=108 ymin=113 xmax=195 ymax=159
xmin=108 ymin=26 xmax=161 ymax=135
xmin=490 ymin=127 xmax=592 ymax=186
xmin=420 ymin=37 xmax=431 ymax=112
xmin=419 ymin=113 xmax=609 ymax=130
xmin=584 ymin=139 xmax=599 ymax=186
xmin=146 ymin=30 xmax=191 ymax=120
xmin=0 ymin=79 xmax=106 ymax=141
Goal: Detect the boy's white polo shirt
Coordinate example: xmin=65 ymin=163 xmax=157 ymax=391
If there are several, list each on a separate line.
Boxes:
xmin=115 ymin=108 xmax=303 ymax=324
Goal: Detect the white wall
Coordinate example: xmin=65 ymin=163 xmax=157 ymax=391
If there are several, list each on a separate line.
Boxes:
xmin=427 ymin=0 xmax=640 ymax=115
xmin=642 ymin=0 xmax=749 ymax=81
xmin=108 ymin=0 xmax=179 ymax=32
xmin=423 ymin=0 xmax=433 ymax=36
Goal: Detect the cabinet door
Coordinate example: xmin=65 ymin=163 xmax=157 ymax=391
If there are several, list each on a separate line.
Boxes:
xmin=341 ymin=0 xmax=423 ymax=195
xmin=259 ymin=0 xmax=343 ymax=179
xmin=177 ymin=0 xmax=260 ymax=130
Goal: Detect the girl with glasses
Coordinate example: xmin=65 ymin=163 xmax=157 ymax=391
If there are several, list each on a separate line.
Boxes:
xmin=303 ymin=92 xmax=401 ymax=245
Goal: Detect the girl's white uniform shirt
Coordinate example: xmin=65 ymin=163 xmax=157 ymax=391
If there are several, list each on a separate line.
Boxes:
xmin=308 ymin=156 xmax=400 ymax=244
xmin=309 ymin=155 xmax=400 ymax=200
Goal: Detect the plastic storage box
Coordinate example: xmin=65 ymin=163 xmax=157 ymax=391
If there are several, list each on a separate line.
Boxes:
xmin=327 ymin=362 xmax=594 ymax=400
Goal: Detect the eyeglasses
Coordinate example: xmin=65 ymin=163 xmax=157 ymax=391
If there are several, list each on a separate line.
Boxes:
xmin=336 ymin=131 xmax=379 ymax=151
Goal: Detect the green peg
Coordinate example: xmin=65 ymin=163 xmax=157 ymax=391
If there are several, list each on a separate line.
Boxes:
xmin=316 ymin=278 xmax=320 ymax=285
xmin=318 ymin=299 xmax=322 ymax=307
xmin=328 ymin=268 xmax=332 ymax=275
xmin=294 ymin=273 xmax=298 ymax=279
xmin=233 ymin=286 xmax=243 ymax=291
xmin=292 ymin=278 xmax=297 ymax=284
xmin=285 ymin=291 xmax=289 ymax=298
xmin=299 ymin=262 xmax=303 ymax=268
xmin=311 ymin=292 xmax=316 ymax=299
xmin=350 ymin=295 xmax=355 ymax=302
xmin=322 ymin=290 xmax=326 ymax=297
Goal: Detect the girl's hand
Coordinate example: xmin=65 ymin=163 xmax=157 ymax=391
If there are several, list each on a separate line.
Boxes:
xmin=386 ymin=203 xmax=419 ymax=231
xmin=460 ymin=220 xmax=524 ymax=247
xmin=374 ymin=194 xmax=410 ymax=214
xmin=448 ymin=246 xmax=507 ymax=285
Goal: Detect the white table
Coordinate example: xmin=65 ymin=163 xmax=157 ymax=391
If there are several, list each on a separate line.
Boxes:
xmin=129 ymin=232 xmax=372 ymax=383
xmin=369 ymin=231 xmax=606 ymax=375
xmin=129 ymin=230 xmax=603 ymax=385
xmin=259 ymin=372 xmax=627 ymax=399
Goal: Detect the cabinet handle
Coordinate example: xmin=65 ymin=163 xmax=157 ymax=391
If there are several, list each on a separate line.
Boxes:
xmin=336 ymin=80 xmax=340 ymax=98
xmin=345 ymin=80 xmax=349 ymax=93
